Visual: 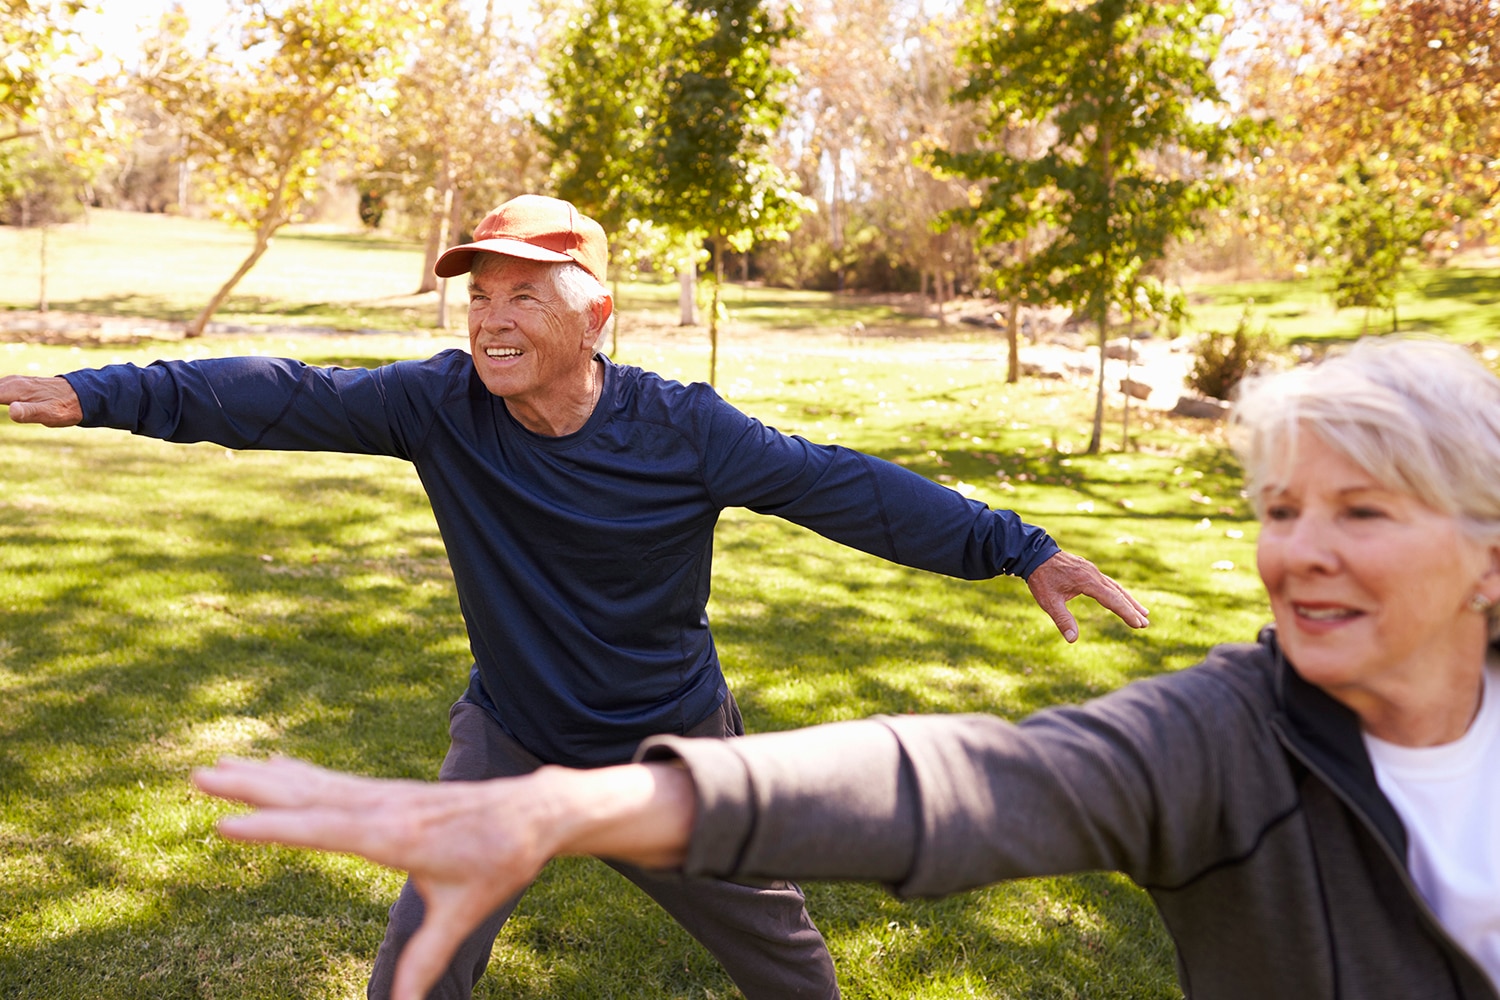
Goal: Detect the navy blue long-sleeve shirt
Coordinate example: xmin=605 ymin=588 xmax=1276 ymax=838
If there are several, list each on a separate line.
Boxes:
xmin=64 ymin=350 xmax=1059 ymax=765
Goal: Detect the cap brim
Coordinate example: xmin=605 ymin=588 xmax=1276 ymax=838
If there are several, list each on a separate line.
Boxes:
xmin=434 ymin=238 xmax=574 ymax=279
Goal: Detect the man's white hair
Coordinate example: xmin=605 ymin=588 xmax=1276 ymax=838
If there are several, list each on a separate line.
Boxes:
xmin=470 ymin=256 xmax=609 ymax=314
xmin=1231 ymin=336 xmax=1500 ymax=546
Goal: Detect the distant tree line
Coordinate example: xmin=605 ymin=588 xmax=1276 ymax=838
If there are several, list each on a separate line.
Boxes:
xmin=4 ymin=0 xmax=1497 ymax=361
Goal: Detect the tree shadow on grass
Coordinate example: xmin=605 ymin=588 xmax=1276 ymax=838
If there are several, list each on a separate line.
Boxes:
xmin=0 ymin=856 xmax=395 ymax=1000
xmin=0 ymin=485 xmax=469 ymax=996
xmin=1415 ymin=270 xmax=1500 ymax=307
xmin=474 ymin=859 xmax=1180 ymax=999
xmin=0 ymin=424 xmax=1206 ymax=999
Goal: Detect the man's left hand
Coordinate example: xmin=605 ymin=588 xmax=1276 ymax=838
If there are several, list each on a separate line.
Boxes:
xmin=1026 ymin=550 xmax=1149 ymax=643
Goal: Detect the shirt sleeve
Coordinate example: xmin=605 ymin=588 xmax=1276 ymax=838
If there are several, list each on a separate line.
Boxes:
xmin=698 ymin=389 xmax=1058 ymax=579
xmin=61 ymin=354 xmax=453 ymax=459
xmin=637 ymin=651 xmax=1293 ymax=898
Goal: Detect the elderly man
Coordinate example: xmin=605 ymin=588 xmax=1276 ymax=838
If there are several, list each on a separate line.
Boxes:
xmin=1 ymin=194 xmax=1148 ymax=1000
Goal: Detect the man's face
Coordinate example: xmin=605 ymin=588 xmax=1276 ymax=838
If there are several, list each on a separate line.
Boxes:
xmin=466 ymin=256 xmax=597 ymax=408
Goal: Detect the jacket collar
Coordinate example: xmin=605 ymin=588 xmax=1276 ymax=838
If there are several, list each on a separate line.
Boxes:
xmin=1262 ymin=625 xmax=1409 ymax=856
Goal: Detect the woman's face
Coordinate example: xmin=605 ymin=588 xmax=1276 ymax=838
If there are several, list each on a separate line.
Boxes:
xmin=1256 ymin=432 xmax=1498 ymax=733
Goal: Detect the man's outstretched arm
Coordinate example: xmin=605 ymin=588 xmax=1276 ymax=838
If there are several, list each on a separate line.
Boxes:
xmin=193 ymin=757 xmax=696 ymax=1000
xmin=0 ymin=375 xmax=82 ymax=426
xmin=1025 ymin=550 xmax=1149 ymax=643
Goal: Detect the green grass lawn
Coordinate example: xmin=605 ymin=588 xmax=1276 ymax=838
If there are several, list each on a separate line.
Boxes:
xmin=4 ymin=208 xmax=1477 ymax=998
xmin=1186 ymin=261 xmax=1500 ymax=347
xmin=0 ymin=322 xmax=1266 ymax=999
xmin=0 ymin=210 xmax=931 ymax=339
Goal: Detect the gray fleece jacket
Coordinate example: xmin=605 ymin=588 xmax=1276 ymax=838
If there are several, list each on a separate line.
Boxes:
xmin=638 ymin=628 xmax=1498 ymax=999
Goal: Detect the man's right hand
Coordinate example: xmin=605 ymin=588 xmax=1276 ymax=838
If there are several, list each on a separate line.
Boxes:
xmin=0 ymin=375 xmax=83 ymax=426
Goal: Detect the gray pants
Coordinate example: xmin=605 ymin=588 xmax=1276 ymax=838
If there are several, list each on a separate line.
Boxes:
xmin=367 ymin=695 xmax=840 ymax=999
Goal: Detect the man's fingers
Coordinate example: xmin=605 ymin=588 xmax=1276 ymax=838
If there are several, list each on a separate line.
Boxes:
xmin=0 ymin=376 xmax=82 ymax=426
xmin=1049 ymin=606 xmax=1081 ymax=644
xmin=1087 ymin=579 xmax=1150 ymax=627
xmin=8 ymin=399 xmax=73 ymax=426
xmin=1026 ymin=551 xmax=1150 ymax=640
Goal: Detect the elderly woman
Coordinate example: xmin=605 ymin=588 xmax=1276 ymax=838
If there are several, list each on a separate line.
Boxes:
xmin=196 ymin=337 xmax=1500 ymax=1000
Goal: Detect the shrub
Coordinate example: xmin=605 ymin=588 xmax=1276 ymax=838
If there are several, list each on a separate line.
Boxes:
xmin=1188 ymin=309 xmax=1274 ymax=401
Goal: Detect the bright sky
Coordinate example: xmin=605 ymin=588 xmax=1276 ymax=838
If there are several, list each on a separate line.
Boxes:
xmin=74 ymin=0 xmax=225 ymax=71
xmin=73 ymin=0 xmax=540 ymax=71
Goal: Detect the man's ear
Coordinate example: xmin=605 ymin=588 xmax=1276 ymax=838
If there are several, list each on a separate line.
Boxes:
xmin=584 ymin=295 xmax=614 ymax=350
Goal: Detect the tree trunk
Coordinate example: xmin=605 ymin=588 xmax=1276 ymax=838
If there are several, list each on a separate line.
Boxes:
xmin=186 ymin=222 xmax=279 ymax=338
xmin=708 ymin=253 xmax=723 ymax=387
xmin=418 ymin=165 xmax=452 ymax=295
xmin=678 ymin=266 xmax=696 ymax=326
xmin=1089 ymin=115 xmax=1116 ymax=456
xmin=1005 ymin=298 xmax=1020 ymax=383
xmin=1087 ymin=305 xmax=1108 ymax=454
xmin=610 ymin=274 xmax=620 ymax=356
xmin=434 ymin=182 xmax=456 ymax=329
xmin=1121 ymin=302 xmax=1135 ymax=452
xmin=37 ymin=224 xmax=49 ymax=313
xmin=419 ymin=225 xmax=443 ymax=295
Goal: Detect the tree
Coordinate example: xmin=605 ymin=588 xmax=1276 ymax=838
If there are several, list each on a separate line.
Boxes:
xmin=1 ymin=0 xmax=87 ymax=146
xmin=933 ymin=0 xmax=1246 ymax=452
xmin=771 ymin=0 xmax=981 ymax=307
xmin=1235 ymin=0 xmax=1499 ymax=315
xmin=141 ymin=0 xmax=424 ymax=337
xmin=2 ymin=0 xmax=126 ymax=310
xmin=375 ymin=0 xmax=544 ymax=322
xmin=541 ymin=0 xmax=689 ymax=350
xmin=543 ymin=0 xmax=807 ymax=382
xmin=651 ymin=0 xmax=809 ymax=385
xmin=1321 ymin=162 xmax=1434 ymax=331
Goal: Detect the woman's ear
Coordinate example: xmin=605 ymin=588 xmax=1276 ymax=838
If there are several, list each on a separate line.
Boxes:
xmin=1476 ymin=543 xmax=1500 ymax=607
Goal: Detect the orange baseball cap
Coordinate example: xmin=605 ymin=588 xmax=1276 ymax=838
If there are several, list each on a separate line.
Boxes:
xmin=434 ymin=195 xmax=608 ymax=282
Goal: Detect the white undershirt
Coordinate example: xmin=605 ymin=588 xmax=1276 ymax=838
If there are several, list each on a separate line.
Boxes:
xmin=1363 ymin=664 xmax=1500 ymax=989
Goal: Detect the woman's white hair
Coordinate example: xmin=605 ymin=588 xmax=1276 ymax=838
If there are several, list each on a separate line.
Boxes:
xmin=1230 ymin=336 xmax=1500 ymax=544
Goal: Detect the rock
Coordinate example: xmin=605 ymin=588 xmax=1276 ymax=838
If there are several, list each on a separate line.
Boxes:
xmin=1020 ymin=361 xmax=1067 ymax=380
xmin=1170 ymin=395 xmax=1231 ymax=419
xmin=1119 ymin=378 xmax=1152 ymax=400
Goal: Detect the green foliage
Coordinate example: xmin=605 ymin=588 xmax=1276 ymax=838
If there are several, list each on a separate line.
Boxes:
xmin=931 ymin=0 xmax=1254 ymax=449
xmin=543 ymin=0 xmax=810 ymax=380
xmin=0 ymin=138 xmax=88 ymax=227
xmin=140 ymin=0 xmax=427 ymax=334
xmin=541 ymin=0 xmax=675 ymax=237
xmin=371 ymin=0 xmax=540 ymax=287
xmin=146 ymin=0 xmax=422 ymax=230
xmin=1 ymin=1 xmax=123 ymax=226
xmin=543 ymin=0 xmax=810 ymax=254
xmin=651 ymin=0 xmax=808 ymax=250
xmin=0 ymin=0 xmax=87 ymax=144
xmin=1187 ymin=307 xmax=1274 ymax=401
xmin=1319 ymin=162 xmax=1432 ymax=329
